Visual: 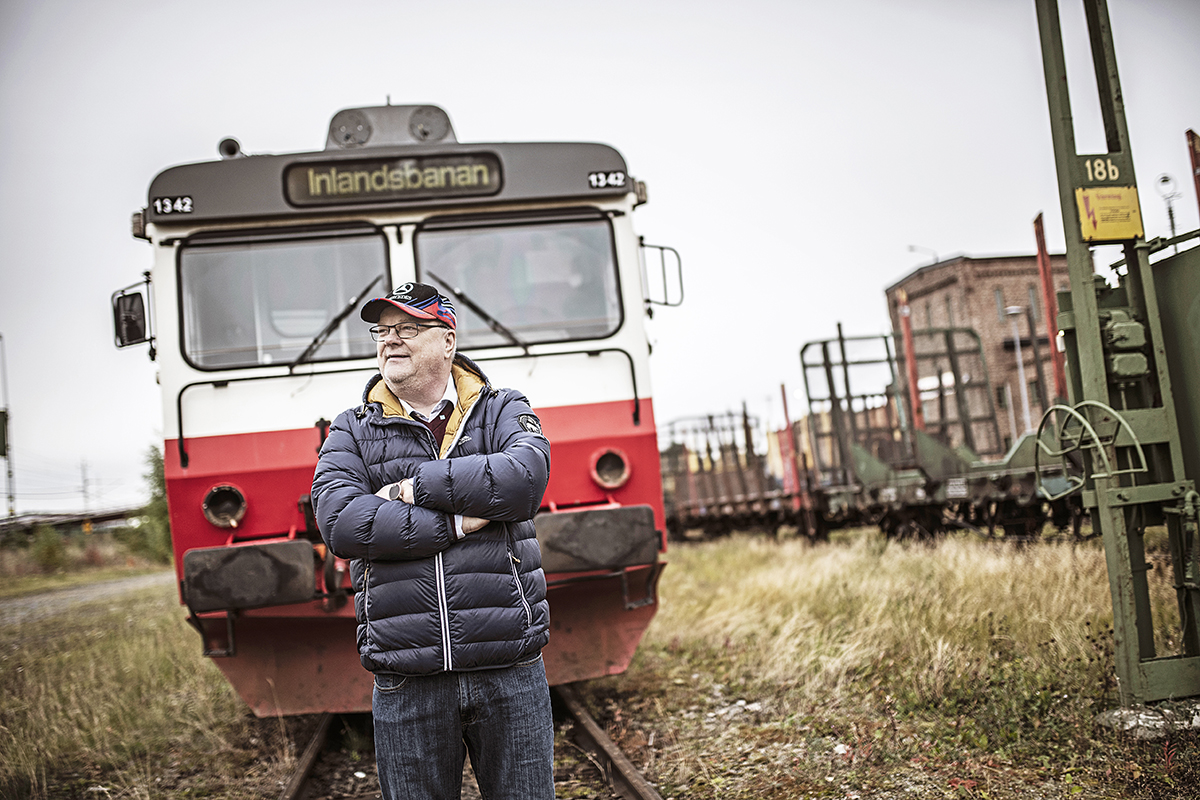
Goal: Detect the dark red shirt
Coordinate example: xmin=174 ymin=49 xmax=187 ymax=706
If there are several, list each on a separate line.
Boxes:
xmin=413 ymin=399 xmax=453 ymax=449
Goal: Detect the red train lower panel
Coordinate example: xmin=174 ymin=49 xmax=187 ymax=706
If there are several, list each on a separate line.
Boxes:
xmin=198 ymin=562 xmax=664 ymax=717
xmin=208 ymin=614 xmax=372 ymax=717
xmin=542 ymin=563 xmax=665 ymax=685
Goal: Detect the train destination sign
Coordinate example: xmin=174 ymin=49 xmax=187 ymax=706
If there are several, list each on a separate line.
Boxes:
xmin=285 ymin=152 xmax=503 ymax=206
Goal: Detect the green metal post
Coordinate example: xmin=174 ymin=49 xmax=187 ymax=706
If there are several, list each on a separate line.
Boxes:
xmin=1036 ymin=0 xmax=1200 ymax=704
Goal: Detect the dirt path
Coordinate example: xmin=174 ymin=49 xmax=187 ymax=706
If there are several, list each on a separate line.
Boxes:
xmin=0 ymin=570 xmax=176 ymax=626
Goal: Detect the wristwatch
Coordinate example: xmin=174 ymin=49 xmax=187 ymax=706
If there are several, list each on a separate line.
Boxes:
xmin=388 ymin=483 xmax=401 ymax=501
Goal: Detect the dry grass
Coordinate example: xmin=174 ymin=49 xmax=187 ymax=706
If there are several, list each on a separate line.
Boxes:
xmin=4 ymin=528 xmax=1196 ymax=798
xmin=654 ymin=533 xmax=1118 ymax=703
xmin=0 ymin=581 xmax=299 ymax=799
xmin=586 ymin=529 xmax=1198 ymax=799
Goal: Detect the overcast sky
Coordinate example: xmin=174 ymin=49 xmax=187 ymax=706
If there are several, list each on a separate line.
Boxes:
xmin=1 ymin=0 xmax=1197 ymax=513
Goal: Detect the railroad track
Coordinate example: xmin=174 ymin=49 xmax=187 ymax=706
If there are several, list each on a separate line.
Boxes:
xmin=554 ymin=683 xmax=664 ymax=800
xmin=280 ymin=685 xmax=662 ymax=800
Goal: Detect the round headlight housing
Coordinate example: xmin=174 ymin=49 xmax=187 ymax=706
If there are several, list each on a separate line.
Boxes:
xmin=590 ymin=448 xmax=631 ymax=490
xmin=202 ymin=484 xmax=247 ymax=529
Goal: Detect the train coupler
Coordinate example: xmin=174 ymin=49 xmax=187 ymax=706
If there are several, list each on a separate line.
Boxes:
xmin=621 ymin=562 xmax=664 ymax=611
xmin=186 ymin=609 xmax=236 ymax=657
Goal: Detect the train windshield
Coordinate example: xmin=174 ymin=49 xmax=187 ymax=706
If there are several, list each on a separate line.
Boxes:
xmin=414 ymin=217 xmax=622 ymax=348
xmin=179 ymin=232 xmax=386 ymax=369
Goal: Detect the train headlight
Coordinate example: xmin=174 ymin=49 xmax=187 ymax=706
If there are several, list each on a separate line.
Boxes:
xmin=202 ymin=484 xmax=247 ymax=529
xmin=590 ymin=448 xmax=631 ymax=490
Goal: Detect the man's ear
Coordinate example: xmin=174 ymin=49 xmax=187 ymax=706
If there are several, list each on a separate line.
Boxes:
xmin=444 ymin=330 xmax=456 ymax=358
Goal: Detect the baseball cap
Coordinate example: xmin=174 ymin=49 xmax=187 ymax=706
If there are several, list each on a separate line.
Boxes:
xmin=360 ymin=282 xmax=457 ymax=329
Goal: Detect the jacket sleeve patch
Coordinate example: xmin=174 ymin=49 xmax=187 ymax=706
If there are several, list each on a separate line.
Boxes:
xmin=517 ymin=413 xmax=546 ymax=438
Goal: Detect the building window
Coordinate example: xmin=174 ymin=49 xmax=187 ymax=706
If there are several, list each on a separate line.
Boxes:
xmin=945 ymin=295 xmax=954 ymax=328
xmin=996 ymin=385 xmax=1008 ymax=409
xmin=1027 ymin=284 xmax=1040 ymax=326
xmin=994 ymin=288 xmax=1006 ymax=320
xmin=925 ymin=299 xmax=933 ymax=328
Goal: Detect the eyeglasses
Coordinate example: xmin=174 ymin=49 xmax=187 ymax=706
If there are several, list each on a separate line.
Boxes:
xmin=368 ymin=322 xmax=449 ymax=342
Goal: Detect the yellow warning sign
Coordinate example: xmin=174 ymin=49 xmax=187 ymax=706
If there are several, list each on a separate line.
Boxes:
xmin=1075 ymin=185 xmax=1144 ymax=242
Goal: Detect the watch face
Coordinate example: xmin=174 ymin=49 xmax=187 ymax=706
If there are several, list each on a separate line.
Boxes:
xmin=388 ymin=483 xmax=401 ymax=500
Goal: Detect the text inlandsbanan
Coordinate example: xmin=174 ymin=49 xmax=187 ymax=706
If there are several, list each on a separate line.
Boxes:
xmin=285 ymin=153 xmax=503 ymax=206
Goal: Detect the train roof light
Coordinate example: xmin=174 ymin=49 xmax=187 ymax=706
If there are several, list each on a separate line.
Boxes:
xmin=218 ymin=138 xmax=244 ymax=159
xmin=325 ymin=105 xmax=457 ymax=150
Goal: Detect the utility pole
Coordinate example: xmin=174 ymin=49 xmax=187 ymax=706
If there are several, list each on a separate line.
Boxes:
xmin=1188 ymin=130 xmax=1200 ymax=226
xmin=81 ymin=460 xmax=89 ymax=513
xmin=0 ymin=333 xmax=13 ymax=529
xmin=1005 ymin=307 xmax=1033 ymax=433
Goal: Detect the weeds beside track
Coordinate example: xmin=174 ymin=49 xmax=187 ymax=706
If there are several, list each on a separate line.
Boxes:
xmin=595 ymin=530 xmax=1197 ymax=798
xmin=3 ymin=529 xmax=1197 ymax=798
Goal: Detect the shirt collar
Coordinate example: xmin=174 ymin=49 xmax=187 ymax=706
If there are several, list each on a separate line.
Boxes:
xmin=398 ymin=374 xmax=458 ymax=420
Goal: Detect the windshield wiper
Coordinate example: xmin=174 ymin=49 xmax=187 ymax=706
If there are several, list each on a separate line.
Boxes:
xmin=289 ymin=274 xmax=383 ymax=373
xmin=427 ymin=272 xmax=530 ymax=355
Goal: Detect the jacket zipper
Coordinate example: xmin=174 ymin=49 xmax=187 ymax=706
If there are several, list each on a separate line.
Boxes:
xmin=374 ymin=374 xmax=489 ymax=671
xmin=435 ymin=552 xmax=452 ymax=671
xmin=508 ymin=549 xmax=533 ymax=627
xmin=363 ymin=562 xmax=373 ymax=648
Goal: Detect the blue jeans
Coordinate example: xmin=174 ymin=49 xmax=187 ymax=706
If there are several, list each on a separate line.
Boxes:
xmin=372 ymin=655 xmax=555 ymax=800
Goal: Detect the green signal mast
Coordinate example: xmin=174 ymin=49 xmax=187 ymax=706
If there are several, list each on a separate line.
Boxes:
xmin=1036 ymin=0 xmax=1200 ymax=704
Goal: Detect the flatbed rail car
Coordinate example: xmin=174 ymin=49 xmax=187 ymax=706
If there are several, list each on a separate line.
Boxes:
xmin=661 ymin=408 xmax=823 ymax=539
xmin=111 ymin=105 xmax=682 ymax=716
xmin=800 ymin=325 xmax=1080 ymax=538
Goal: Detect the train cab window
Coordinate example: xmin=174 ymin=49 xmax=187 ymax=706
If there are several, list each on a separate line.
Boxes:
xmin=179 ymin=232 xmax=387 ymax=369
xmin=414 ymin=217 xmax=621 ymax=349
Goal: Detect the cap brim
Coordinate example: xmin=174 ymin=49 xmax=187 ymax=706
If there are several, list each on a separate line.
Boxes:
xmin=360 ymin=298 xmax=441 ymax=324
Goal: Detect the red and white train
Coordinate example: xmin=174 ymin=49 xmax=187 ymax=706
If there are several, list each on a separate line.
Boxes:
xmin=112 ymin=105 xmax=681 ymax=715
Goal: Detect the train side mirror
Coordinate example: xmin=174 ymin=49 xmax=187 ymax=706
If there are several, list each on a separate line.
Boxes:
xmin=113 ymin=291 xmax=148 ymax=346
xmin=112 ymin=274 xmax=156 ymax=359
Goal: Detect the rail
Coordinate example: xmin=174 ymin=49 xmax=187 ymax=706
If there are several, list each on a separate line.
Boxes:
xmin=278 ymin=712 xmax=334 ymax=800
xmin=279 ymin=687 xmax=664 ymax=800
xmin=553 ymin=683 xmax=664 ymax=800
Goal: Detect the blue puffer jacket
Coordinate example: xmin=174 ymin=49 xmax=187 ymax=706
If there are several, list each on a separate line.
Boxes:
xmin=311 ymin=355 xmax=551 ymax=675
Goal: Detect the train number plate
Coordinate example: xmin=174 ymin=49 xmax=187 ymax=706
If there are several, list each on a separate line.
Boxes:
xmin=587 ymin=171 xmax=626 ymax=189
xmin=152 ymin=196 xmax=194 ymax=214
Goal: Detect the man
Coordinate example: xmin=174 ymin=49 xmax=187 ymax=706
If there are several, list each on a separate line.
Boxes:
xmin=311 ymin=282 xmax=555 ymax=800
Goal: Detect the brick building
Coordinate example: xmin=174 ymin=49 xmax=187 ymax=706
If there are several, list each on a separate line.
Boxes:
xmin=884 ymin=254 xmax=1070 ymax=455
